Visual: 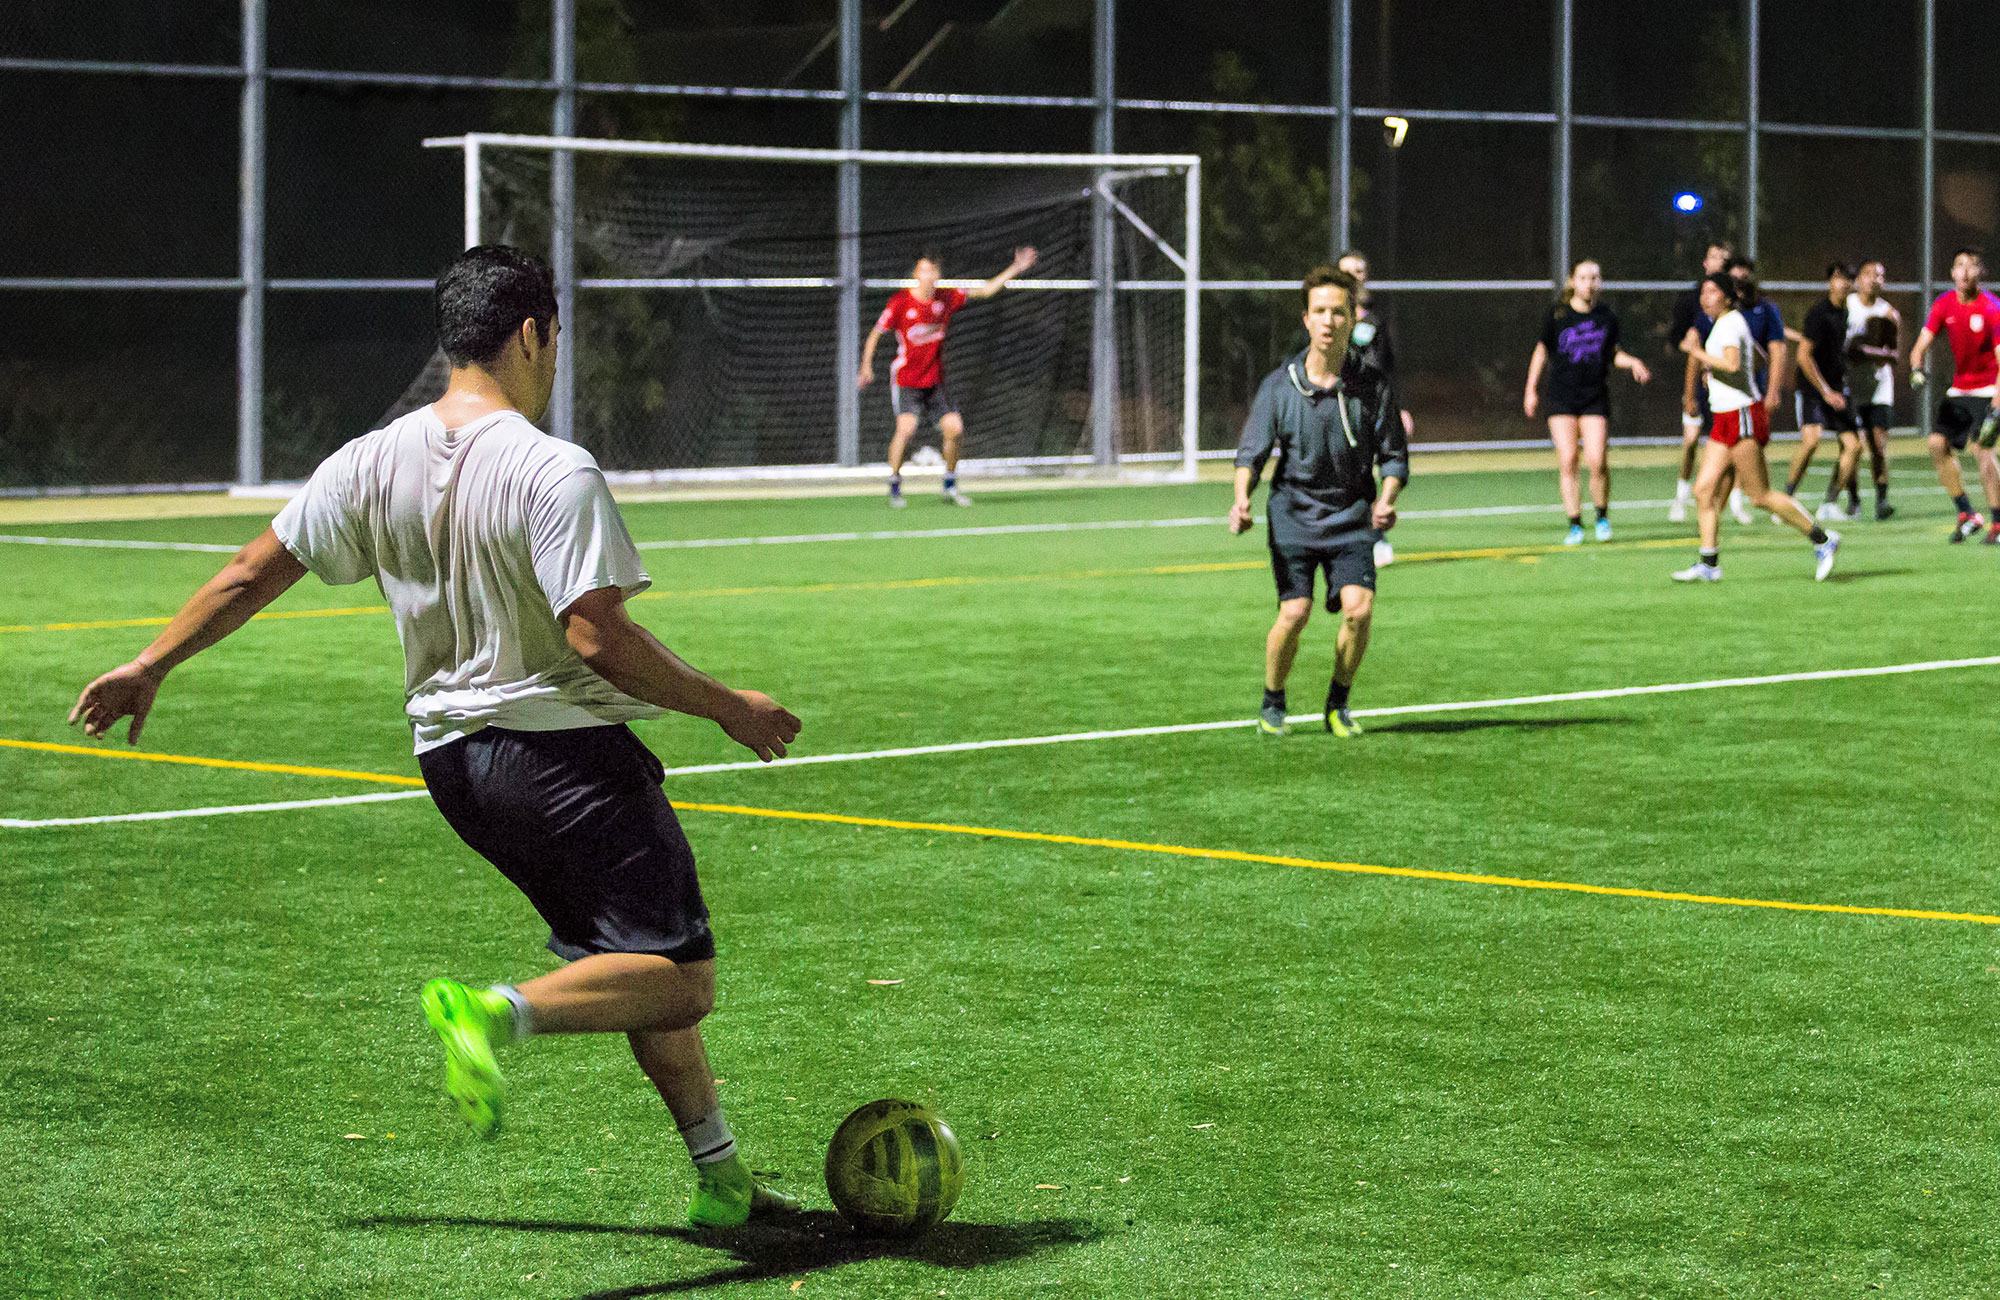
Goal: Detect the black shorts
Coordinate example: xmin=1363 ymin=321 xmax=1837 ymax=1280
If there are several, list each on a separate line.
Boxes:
xmin=1796 ymin=389 xmax=1857 ymax=433
xmin=1270 ymin=535 xmax=1377 ymax=610
xmin=891 ymin=384 xmax=959 ymax=427
xmin=1545 ymin=393 xmax=1609 ymax=419
xmin=419 ymin=724 xmax=715 ymax=965
xmin=1855 ymin=403 xmax=1892 ymax=431
xmin=1936 ymin=395 xmax=1992 ymax=451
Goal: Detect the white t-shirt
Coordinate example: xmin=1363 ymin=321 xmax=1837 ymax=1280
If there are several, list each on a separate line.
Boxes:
xmin=1845 ymin=293 xmax=1895 ymax=406
xmin=272 ymin=408 xmax=665 ymax=754
xmin=1703 ymin=310 xmax=1763 ymax=413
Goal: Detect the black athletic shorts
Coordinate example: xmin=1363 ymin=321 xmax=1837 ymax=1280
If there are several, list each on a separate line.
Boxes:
xmin=1936 ymin=395 xmax=1992 ymax=452
xmin=1855 ymin=402 xmax=1892 ymax=431
xmin=1545 ymin=393 xmax=1609 ymax=419
xmin=1796 ymin=389 xmax=1857 ymax=433
xmin=419 ymin=724 xmax=715 ymax=965
xmin=891 ymin=384 xmax=959 ymax=427
xmin=1270 ymin=535 xmax=1377 ymax=610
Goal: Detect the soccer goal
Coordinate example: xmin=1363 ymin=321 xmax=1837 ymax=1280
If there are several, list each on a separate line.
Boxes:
xmin=416 ymin=133 xmax=1200 ymax=482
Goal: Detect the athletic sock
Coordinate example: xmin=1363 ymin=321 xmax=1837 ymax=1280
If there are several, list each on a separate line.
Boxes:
xmin=488 ymin=984 xmax=532 ymax=1043
xmin=1824 ymin=483 xmax=1841 ymax=504
xmin=1954 ymin=494 xmax=1973 ymax=515
xmin=1325 ymin=679 xmax=1351 ymax=712
xmin=1675 ymin=478 xmax=1692 ymax=502
xmin=1262 ymin=687 xmax=1286 ymax=713
xmin=1784 ymin=474 xmax=1804 ymax=497
xmin=1594 ymin=506 xmax=1608 ymax=523
xmin=1875 ymin=482 xmax=1888 ymax=504
xmin=1567 ymin=514 xmax=1582 ymax=528
xmin=1808 ymin=526 xmax=1829 ymax=545
xmin=678 ymin=1107 xmax=739 ymax=1167
xmin=1699 ymin=548 xmax=1719 ymax=568
xmin=888 ymin=475 xmax=902 ymax=497
xmin=942 ymin=472 xmax=957 ymax=492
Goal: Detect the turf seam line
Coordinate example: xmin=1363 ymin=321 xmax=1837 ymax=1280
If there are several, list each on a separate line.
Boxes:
xmin=0 ymin=789 xmax=431 ymax=827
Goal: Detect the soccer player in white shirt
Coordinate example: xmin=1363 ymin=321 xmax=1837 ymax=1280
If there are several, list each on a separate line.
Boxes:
xmin=67 ymin=246 xmax=805 ymax=1229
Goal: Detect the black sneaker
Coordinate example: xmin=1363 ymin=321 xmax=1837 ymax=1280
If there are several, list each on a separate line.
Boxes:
xmin=1874 ymin=500 xmax=1895 ymax=522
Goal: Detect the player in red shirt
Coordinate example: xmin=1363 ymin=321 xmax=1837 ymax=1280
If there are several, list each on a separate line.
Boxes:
xmin=857 ymin=247 xmax=1037 ymax=507
xmin=1909 ymin=247 xmax=2000 ymax=542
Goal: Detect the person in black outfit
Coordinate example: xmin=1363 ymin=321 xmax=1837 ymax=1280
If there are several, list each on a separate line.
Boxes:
xmin=1230 ymin=265 xmax=1408 ymax=739
xmin=1524 ymin=259 xmax=1652 ymax=543
xmin=1780 ymin=262 xmax=1863 ymax=520
xmin=1337 ymin=250 xmax=1415 ymax=569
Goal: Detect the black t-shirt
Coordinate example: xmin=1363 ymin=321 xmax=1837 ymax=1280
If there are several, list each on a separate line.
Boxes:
xmin=1801 ymin=297 xmax=1848 ymax=392
xmin=1670 ymin=281 xmax=1704 ymax=353
xmin=1539 ymin=302 xmax=1621 ymax=409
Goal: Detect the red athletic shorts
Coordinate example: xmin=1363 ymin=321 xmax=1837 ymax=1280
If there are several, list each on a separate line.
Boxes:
xmin=1710 ymin=403 xmax=1771 ymax=447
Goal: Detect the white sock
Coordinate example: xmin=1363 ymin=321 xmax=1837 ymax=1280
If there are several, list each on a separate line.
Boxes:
xmin=488 ymin=984 xmax=534 ymax=1041
xmin=1675 ymin=478 xmax=1692 ymax=501
xmin=679 ymin=1107 xmax=738 ymax=1166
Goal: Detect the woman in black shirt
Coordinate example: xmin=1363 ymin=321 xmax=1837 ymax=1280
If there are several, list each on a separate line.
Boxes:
xmin=1525 ymin=259 xmax=1653 ymax=543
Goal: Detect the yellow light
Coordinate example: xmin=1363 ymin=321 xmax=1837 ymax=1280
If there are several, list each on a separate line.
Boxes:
xmin=1384 ymin=116 xmax=1409 ymax=148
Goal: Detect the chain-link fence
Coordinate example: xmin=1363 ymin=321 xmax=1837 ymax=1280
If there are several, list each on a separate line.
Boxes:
xmin=4 ymin=0 xmax=1998 ymax=491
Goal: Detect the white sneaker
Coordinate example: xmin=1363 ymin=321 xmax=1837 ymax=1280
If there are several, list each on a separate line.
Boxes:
xmin=1814 ymin=529 xmax=1841 ymax=582
xmin=1373 ymin=538 xmax=1395 ymax=567
xmin=1814 ymin=500 xmax=1840 ymax=522
xmin=1729 ymin=491 xmax=1754 ymax=526
xmin=1668 ymin=498 xmax=1688 ymax=523
xmin=888 ymin=493 xmax=908 ymax=509
xmin=943 ymin=488 xmax=972 ymax=507
xmin=1671 ymin=561 xmax=1722 ymax=582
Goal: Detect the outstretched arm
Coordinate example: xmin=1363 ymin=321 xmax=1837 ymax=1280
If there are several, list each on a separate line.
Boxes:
xmin=69 ymin=528 xmax=308 ymax=742
xmin=1613 ymin=349 xmax=1651 ymax=384
xmin=560 ymin=586 xmax=801 ymax=762
xmin=967 ymin=247 xmax=1038 ymax=300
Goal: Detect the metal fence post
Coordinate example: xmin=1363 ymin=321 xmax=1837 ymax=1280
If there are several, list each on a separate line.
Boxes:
xmin=1744 ymin=0 xmax=1759 ymax=261
xmin=1552 ymin=0 xmax=1571 ymax=288
xmin=1919 ymin=0 xmax=1935 ymax=432
xmin=836 ymin=0 xmax=862 ymax=468
xmin=1091 ymin=0 xmax=1118 ymax=469
xmin=1331 ymin=0 xmax=1351 ymax=259
xmin=237 ymin=0 xmax=266 ymax=486
xmin=550 ymin=0 xmax=576 ymax=443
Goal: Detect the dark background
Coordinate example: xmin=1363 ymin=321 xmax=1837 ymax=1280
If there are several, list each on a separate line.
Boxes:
xmin=3 ymin=1 xmax=1997 ymax=485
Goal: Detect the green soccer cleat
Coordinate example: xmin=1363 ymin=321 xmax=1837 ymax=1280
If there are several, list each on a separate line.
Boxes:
xmin=688 ymin=1153 xmax=805 ymax=1228
xmin=420 ymin=978 xmax=510 ymax=1140
xmin=1257 ymin=704 xmax=1289 ymax=737
xmin=1324 ymin=706 xmax=1363 ymax=738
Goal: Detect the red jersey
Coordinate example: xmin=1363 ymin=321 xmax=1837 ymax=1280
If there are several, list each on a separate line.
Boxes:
xmin=876 ymin=287 xmax=966 ymax=388
xmin=1924 ymin=289 xmax=2000 ymax=391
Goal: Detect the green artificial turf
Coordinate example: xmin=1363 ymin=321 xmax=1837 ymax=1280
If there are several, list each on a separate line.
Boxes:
xmin=4 ymin=458 xmax=1998 ymax=1298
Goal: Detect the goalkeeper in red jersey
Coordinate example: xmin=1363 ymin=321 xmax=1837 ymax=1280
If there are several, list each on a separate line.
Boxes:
xmin=857 ymin=247 xmax=1037 ymax=507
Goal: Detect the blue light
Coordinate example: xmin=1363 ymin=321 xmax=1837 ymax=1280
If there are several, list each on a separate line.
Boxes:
xmin=1673 ymin=192 xmax=1704 ymax=214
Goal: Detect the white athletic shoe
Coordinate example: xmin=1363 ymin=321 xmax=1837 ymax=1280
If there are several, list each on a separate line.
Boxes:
xmin=1814 ymin=530 xmax=1841 ymax=582
xmin=1815 ymin=500 xmax=1841 ymax=522
xmin=888 ymin=494 xmax=908 ymax=509
xmin=1373 ymin=538 xmax=1395 ymax=567
xmin=1729 ymin=490 xmax=1755 ymax=526
xmin=1671 ymin=561 xmax=1722 ymax=582
xmin=943 ymin=488 xmax=973 ymax=507
xmin=1668 ymin=498 xmax=1688 ymax=523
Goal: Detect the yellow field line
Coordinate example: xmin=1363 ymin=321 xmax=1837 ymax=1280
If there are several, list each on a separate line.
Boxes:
xmin=0 ymin=738 xmax=426 ymax=786
xmin=0 ymin=535 xmax=1730 ymax=635
xmin=4 ymin=736 xmax=1989 ymax=925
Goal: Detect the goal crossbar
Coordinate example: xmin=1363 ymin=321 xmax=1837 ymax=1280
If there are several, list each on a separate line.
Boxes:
xmin=422 ymin=133 xmax=1202 ymax=477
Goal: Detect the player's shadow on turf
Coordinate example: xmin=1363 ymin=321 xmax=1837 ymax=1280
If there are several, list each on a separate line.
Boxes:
xmin=1370 ymin=715 xmax=1627 ymax=735
xmin=359 ymin=1212 xmax=1098 ymax=1297
xmin=1817 ymin=567 xmax=1911 ymax=584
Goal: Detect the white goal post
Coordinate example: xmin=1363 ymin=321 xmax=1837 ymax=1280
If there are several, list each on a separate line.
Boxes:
xmin=422 ymin=133 xmax=1201 ymax=480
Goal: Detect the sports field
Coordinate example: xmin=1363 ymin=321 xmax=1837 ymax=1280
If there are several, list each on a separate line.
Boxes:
xmin=5 ymin=456 xmax=1998 ymax=1299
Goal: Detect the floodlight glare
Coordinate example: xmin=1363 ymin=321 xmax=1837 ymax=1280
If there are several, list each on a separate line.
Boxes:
xmin=1672 ymin=191 xmax=1704 ymax=213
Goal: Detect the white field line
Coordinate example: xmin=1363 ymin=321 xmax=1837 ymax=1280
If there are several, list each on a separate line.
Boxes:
xmin=3 ymin=481 xmax=1947 ymax=555
xmin=11 ymin=655 xmax=1989 ymax=829
xmin=0 ymin=790 xmax=430 ymax=828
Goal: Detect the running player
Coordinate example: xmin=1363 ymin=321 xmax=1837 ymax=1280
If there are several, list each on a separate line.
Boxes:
xmin=1723 ymin=257 xmax=1790 ymax=526
xmin=1231 ymin=265 xmax=1407 ymax=739
xmin=66 ymin=247 xmax=806 ymax=1228
xmin=1335 ymin=250 xmax=1416 ymax=568
xmin=1779 ymin=262 xmax=1863 ymax=521
xmin=1523 ymin=258 xmax=1652 ymax=543
xmin=857 ymin=247 xmax=1038 ymax=508
xmin=1907 ymin=247 xmax=2000 ymax=542
xmin=1845 ymin=259 xmax=1900 ymax=519
xmin=1673 ymin=271 xmax=1840 ymax=582
xmin=1671 ymin=241 xmax=1733 ymax=521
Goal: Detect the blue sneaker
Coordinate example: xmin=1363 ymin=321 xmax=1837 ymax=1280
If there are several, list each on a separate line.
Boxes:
xmin=1594 ymin=517 xmax=1612 ymax=542
xmin=1563 ymin=524 xmax=1585 ymax=546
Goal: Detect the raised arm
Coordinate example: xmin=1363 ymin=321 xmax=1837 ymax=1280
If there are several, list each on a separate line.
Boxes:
xmin=967 ymin=247 xmax=1038 ymax=300
xmin=560 ymin=586 xmax=800 ymax=762
xmin=69 ymin=528 xmax=308 ymax=742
